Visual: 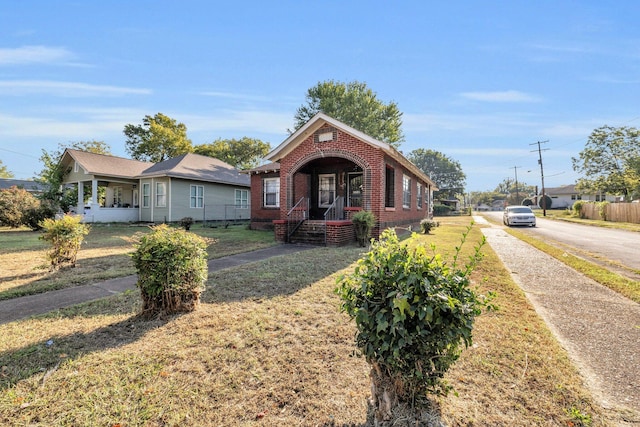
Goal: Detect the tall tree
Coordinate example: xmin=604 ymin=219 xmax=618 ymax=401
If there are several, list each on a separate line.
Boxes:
xmin=194 ymin=137 xmax=270 ymax=170
xmin=124 ymin=113 xmax=193 ymax=162
xmin=407 ymin=149 xmax=466 ymax=200
xmin=572 ymin=125 xmax=640 ymax=198
xmin=0 ymin=160 xmax=14 ymax=178
xmin=36 ymin=141 xmax=111 ymax=211
xmin=293 ymin=80 xmax=404 ymax=147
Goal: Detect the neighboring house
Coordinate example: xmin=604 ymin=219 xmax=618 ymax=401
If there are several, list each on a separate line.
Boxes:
xmin=544 ymin=184 xmax=617 ymax=209
xmin=245 ymin=113 xmax=438 ymax=245
xmin=0 ymin=178 xmax=46 ymax=195
xmin=59 ymin=149 xmax=250 ymax=223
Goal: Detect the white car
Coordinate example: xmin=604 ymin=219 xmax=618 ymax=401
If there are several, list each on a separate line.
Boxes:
xmin=503 ymin=205 xmax=536 ymax=227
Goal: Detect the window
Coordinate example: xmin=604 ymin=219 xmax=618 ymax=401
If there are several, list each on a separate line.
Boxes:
xmin=402 ymin=175 xmax=411 ymax=209
xmin=155 ymin=182 xmax=166 ymax=207
xmin=318 ymin=174 xmax=336 ymax=207
xmin=142 ymin=183 xmax=150 ymax=208
xmin=385 ymin=166 xmax=395 ymax=208
xmin=263 ymin=177 xmax=280 ymax=208
xmin=190 ymin=185 xmax=204 ymax=208
xmin=417 ymin=183 xmax=423 ymax=209
xmin=235 ymin=189 xmax=248 ymax=209
xmin=112 ymin=186 xmax=123 ymax=207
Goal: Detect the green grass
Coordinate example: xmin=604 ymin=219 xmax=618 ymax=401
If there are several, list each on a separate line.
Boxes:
xmin=0 ymin=223 xmax=277 ymax=301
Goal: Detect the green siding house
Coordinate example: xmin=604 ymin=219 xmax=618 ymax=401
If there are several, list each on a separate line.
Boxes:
xmin=59 ymin=149 xmax=250 ymax=223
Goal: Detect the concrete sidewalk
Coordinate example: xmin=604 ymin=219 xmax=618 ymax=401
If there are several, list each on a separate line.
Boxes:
xmin=0 ymin=244 xmax=314 ymax=325
xmin=474 ymin=215 xmax=640 ymax=419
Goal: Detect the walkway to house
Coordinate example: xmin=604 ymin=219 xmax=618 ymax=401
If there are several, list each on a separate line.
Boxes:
xmin=0 ymin=244 xmax=314 ymax=325
xmin=474 ymin=215 xmax=640 ymax=420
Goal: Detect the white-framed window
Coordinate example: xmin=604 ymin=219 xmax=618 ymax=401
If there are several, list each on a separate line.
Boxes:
xmin=190 ymin=185 xmax=204 ymax=208
xmin=112 ymin=186 xmax=123 ymax=207
xmin=263 ymin=177 xmax=280 ymax=208
xmin=155 ymin=182 xmax=166 ymax=207
xmin=402 ymin=175 xmax=411 ymax=209
xmin=318 ymin=174 xmax=336 ymax=207
xmin=417 ymin=183 xmax=423 ymax=209
xmin=235 ymin=189 xmax=248 ymax=209
xmin=142 ymin=183 xmax=150 ymax=208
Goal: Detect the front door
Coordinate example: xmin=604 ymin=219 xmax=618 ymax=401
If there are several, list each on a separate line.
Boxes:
xmin=347 ymin=173 xmax=363 ymax=207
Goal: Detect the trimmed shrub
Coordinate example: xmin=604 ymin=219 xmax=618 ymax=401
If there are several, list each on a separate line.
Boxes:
xmin=351 ymin=210 xmax=376 ymax=247
xmin=419 ymin=218 xmax=439 ymax=234
xmin=40 ymin=215 xmax=90 ymax=270
xmin=597 ymin=201 xmax=609 ymax=221
xmin=132 ymin=224 xmax=209 ymax=318
xmin=432 ymin=203 xmax=452 ymax=216
xmin=336 ymin=226 xmax=493 ymax=423
xmin=24 ymin=201 xmax=57 ymax=230
xmin=0 ymin=186 xmax=39 ymax=228
xmin=572 ymin=200 xmax=585 ymax=218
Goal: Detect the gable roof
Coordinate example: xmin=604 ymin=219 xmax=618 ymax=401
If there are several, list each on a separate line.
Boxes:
xmin=266 ymin=113 xmax=437 ymax=189
xmin=62 ymin=149 xmax=153 ymax=179
xmin=546 ymin=184 xmax=579 ymax=195
xmin=139 ymin=153 xmax=250 ymax=187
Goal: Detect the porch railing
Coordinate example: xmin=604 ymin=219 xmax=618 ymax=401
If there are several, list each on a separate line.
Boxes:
xmin=287 ymin=197 xmax=308 ymax=242
xmin=323 ymin=196 xmax=344 ymax=245
xmin=323 ymin=196 xmax=344 ymax=221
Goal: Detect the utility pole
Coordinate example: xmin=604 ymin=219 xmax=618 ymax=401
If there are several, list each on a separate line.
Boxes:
xmin=530 ymin=140 xmax=549 ymax=216
xmin=511 ymin=166 xmax=521 ymax=204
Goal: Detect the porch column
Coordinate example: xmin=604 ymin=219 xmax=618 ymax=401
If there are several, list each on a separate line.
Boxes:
xmin=91 ymin=179 xmax=98 ymax=207
xmin=77 ymin=181 xmax=84 ymax=213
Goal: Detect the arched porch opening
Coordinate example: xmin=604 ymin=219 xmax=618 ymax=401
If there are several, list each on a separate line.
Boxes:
xmin=287 ymin=151 xmax=371 ymax=220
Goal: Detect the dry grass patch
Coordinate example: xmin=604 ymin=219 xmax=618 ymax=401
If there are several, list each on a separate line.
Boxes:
xmin=0 ymin=218 xmax=617 ymax=426
xmin=0 ymin=224 xmax=276 ymax=300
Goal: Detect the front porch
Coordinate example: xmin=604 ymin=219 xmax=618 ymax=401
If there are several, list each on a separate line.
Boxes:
xmin=80 ymin=206 xmax=139 ymax=223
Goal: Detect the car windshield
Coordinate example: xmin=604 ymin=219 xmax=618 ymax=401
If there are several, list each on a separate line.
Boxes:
xmin=509 ymin=207 xmax=532 ymax=214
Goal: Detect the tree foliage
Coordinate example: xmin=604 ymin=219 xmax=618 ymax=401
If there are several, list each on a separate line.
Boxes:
xmin=336 ymin=227 xmax=492 ymax=423
xmin=572 ymin=125 xmax=640 ymax=198
xmin=124 ymin=113 xmax=193 ymax=163
xmin=293 ymin=80 xmax=404 ymax=147
xmin=0 ymin=160 xmax=14 ymax=178
xmin=36 ymin=141 xmax=111 ymax=212
xmin=194 ymin=137 xmax=270 ymax=170
xmin=0 ymin=186 xmax=39 ymax=227
xmin=407 ymin=149 xmax=466 ymax=200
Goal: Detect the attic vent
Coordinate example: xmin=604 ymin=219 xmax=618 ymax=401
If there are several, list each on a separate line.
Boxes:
xmin=314 ymin=127 xmax=337 ymax=143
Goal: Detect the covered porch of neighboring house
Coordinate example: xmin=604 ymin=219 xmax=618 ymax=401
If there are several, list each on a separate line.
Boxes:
xmin=275 ymin=155 xmax=369 ymax=246
xmin=68 ymin=178 xmax=140 ymax=223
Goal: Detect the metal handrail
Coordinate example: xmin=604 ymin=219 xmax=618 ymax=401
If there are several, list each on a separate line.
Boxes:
xmin=287 ymin=197 xmax=308 ymax=242
xmin=323 ymin=196 xmax=344 ymax=245
xmin=323 ymin=195 xmax=344 ymax=221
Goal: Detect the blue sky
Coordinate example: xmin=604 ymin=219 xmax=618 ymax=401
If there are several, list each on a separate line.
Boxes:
xmin=1 ymin=1 xmax=639 ymax=192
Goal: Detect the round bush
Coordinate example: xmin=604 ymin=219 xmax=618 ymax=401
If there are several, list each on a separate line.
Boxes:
xmin=336 ymin=227 xmax=492 ymax=422
xmin=132 ymin=224 xmax=209 ymax=317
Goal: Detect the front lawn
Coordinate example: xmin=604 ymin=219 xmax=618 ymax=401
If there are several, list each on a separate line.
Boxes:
xmin=0 ymin=223 xmax=276 ymax=300
xmin=0 ymin=218 xmax=613 ymax=425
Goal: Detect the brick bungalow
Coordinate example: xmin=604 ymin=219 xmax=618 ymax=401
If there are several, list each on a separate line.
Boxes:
xmin=246 ymin=113 xmax=437 ymax=245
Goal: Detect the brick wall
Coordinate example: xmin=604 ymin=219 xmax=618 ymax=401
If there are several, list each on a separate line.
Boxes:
xmin=259 ymin=121 xmax=434 ymax=239
xmin=249 ymin=172 xmax=280 ymax=230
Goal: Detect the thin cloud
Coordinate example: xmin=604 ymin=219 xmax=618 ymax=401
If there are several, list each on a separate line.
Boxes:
xmin=0 ymin=80 xmax=151 ymax=97
xmin=460 ymin=90 xmax=542 ymax=103
xmin=0 ymin=45 xmax=73 ymax=65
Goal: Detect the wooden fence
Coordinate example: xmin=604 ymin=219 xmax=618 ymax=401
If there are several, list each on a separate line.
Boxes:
xmin=580 ymin=203 xmax=640 ymax=223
